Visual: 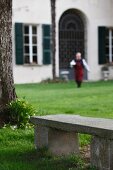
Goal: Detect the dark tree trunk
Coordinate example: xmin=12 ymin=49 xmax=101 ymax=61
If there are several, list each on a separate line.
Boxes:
xmin=0 ymin=0 xmax=16 ymax=109
xmin=50 ymin=0 xmax=56 ymax=80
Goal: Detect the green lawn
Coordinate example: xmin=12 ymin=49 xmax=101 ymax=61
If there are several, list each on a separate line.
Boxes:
xmin=16 ymin=80 xmax=113 ymax=118
xmin=0 ymin=81 xmax=113 ymax=170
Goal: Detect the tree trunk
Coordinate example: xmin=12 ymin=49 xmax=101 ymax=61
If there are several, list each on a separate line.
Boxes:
xmin=50 ymin=0 xmax=56 ymax=80
xmin=0 ymin=0 xmax=16 ymax=109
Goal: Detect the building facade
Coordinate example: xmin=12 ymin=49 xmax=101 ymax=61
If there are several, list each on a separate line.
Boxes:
xmin=12 ymin=0 xmax=113 ymax=83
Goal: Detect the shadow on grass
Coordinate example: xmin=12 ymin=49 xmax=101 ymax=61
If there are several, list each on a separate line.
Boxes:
xmin=0 ymin=147 xmax=97 ymax=170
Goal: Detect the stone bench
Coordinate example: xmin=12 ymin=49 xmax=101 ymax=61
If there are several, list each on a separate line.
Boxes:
xmin=30 ymin=114 xmax=113 ymax=170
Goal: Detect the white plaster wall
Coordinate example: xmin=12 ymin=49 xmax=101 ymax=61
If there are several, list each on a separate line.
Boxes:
xmin=12 ymin=0 xmax=51 ymax=24
xmin=12 ymin=0 xmax=113 ymax=83
xmin=12 ymin=0 xmax=52 ymax=84
xmin=13 ymin=65 xmax=52 ymax=84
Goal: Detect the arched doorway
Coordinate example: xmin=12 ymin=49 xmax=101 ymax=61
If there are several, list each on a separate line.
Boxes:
xmin=59 ymin=9 xmax=86 ymax=79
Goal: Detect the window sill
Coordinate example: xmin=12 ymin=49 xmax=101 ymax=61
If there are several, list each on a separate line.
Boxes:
xmin=23 ymin=64 xmax=51 ymax=66
xmin=23 ymin=63 xmax=42 ymax=67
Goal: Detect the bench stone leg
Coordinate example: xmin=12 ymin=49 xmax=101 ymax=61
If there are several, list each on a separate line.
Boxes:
xmin=34 ymin=126 xmax=79 ymax=156
xmin=48 ymin=129 xmax=79 ymax=156
xmin=91 ymin=136 xmax=113 ymax=170
xmin=34 ymin=126 xmax=49 ymax=148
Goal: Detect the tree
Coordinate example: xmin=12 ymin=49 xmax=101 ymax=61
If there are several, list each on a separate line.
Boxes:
xmin=0 ymin=0 xmax=16 ymax=109
xmin=50 ymin=0 xmax=56 ymax=79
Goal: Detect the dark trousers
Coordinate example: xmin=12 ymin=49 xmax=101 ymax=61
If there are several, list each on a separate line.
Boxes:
xmin=76 ymin=81 xmax=82 ymax=88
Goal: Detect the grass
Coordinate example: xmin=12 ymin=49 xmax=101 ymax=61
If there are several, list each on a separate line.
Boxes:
xmin=0 ymin=128 xmax=94 ymax=170
xmin=1 ymin=80 xmax=113 ymax=170
xmin=16 ymin=80 xmax=113 ymax=118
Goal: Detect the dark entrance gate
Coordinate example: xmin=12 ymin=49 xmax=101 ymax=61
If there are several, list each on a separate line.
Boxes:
xmin=59 ymin=9 xmax=85 ymax=80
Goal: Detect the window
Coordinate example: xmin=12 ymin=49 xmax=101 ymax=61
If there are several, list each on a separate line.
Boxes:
xmin=105 ymin=28 xmax=113 ymax=63
xmin=24 ymin=25 xmax=38 ymax=64
xmin=98 ymin=27 xmax=113 ymax=65
xmin=15 ymin=23 xmax=51 ymax=65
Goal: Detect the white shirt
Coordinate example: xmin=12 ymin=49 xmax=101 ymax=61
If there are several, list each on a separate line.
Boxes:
xmin=70 ymin=59 xmax=90 ymax=72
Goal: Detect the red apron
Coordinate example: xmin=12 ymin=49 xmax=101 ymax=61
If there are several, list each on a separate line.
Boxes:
xmin=74 ymin=60 xmax=84 ymax=81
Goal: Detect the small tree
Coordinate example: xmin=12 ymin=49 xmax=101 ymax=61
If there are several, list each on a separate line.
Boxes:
xmin=50 ymin=0 xmax=56 ymax=80
xmin=0 ymin=0 xmax=16 ymax=110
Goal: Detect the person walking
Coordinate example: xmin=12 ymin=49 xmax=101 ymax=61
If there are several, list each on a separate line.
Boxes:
xmin=70 ymin=52 xmax=90 ymax=88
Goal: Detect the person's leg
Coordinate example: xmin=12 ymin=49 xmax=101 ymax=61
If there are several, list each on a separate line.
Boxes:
xmin=77 ymin=81 xmax=82 ymax=88
xmin=76 ymin=81 xmax=82 ymax=88
xmin=76 ymin=81 xmax=78 ymax=87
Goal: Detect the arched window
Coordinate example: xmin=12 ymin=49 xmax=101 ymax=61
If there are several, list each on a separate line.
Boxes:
xmin=59 ymin=9 xmax=85 ymax=69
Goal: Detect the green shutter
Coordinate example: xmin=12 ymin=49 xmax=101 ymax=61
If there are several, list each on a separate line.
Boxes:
xmin=15 ymin=23 xmax=24 ymax=65
xmin=98 ymin=26 xmax=106 ymax=65
xmin=42 ymin=24 xmax=51 ymax=64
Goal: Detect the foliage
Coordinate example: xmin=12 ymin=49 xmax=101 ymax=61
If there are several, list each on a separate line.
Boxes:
xmin=7 ymin=98 xmax=36 ymax=129
xmin=79 ymin=134 xmax=91 ymax=147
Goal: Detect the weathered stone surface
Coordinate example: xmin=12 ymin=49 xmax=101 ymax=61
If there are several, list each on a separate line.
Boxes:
xmin=48 ymin=128 xmax=79 ymax=155
xmin=91 ymin=136 xmax=113 ymax=170
xmin=31 ymin=114 xmax=113 ymax=139
xmin=34 ymin=126 xmax=48 ymax=148
xmin=34 ymin=126 xmax=79 ymax=156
